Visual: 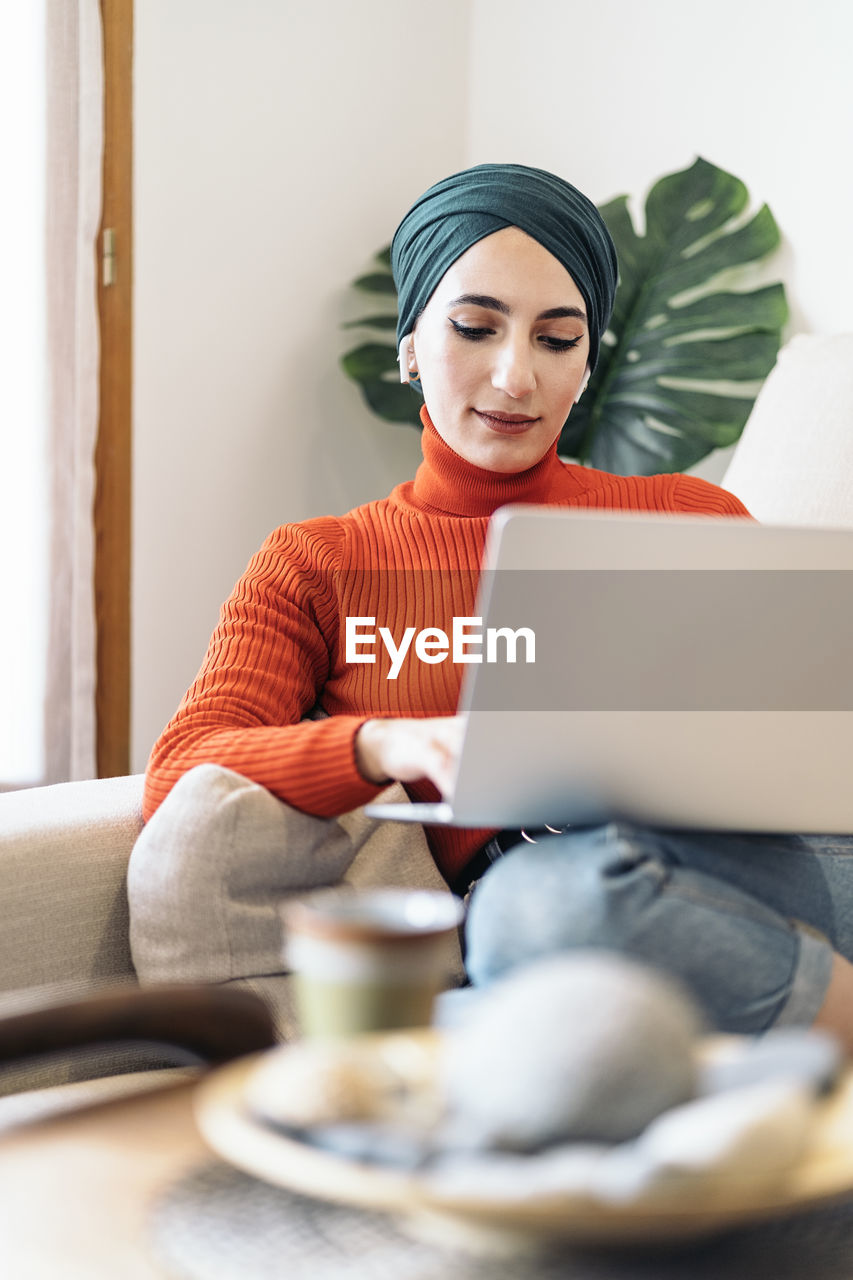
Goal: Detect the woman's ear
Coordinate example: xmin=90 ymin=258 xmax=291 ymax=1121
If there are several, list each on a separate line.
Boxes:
xmin=398 ymin=334 xmax=417 ymax=385
xmin=574 ymin=365 xmax=591 ymax=404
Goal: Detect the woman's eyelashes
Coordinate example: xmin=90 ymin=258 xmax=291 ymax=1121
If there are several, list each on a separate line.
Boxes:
xmin=449 ymin=318 xmax=582 ymax=352
xmin=449 ymin=319 xmax=493 ymax=341
xmin=540 ymin=335 xmax=583 ymax=352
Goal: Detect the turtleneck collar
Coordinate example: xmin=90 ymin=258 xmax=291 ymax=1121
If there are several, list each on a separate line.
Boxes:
xmin=410 ymin=406 xmax=579 ymax=517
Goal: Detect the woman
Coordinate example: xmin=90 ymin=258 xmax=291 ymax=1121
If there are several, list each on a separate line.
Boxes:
xmin=140 ymin=163 xmax=853 ymax=1049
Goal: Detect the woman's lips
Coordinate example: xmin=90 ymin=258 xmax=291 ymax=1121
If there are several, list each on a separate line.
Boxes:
xmin=474 ymin=409 xmax=540 ymax=435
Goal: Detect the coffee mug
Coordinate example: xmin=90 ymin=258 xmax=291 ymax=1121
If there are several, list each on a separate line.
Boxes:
xmin=282 ymin=887 xmax=465 ymax=1038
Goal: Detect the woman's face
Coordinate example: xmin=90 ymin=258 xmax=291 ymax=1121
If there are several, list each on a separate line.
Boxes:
xmin=411 ymin=226 xmax=590 ymax=474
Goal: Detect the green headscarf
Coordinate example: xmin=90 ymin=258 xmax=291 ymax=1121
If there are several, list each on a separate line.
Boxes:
xmin=391 ymin=162 xmax=618 ymax=374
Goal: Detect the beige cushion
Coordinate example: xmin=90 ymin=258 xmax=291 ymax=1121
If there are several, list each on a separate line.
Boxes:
xmin=723 ymin=333 xmax=853 ymax=527
xmin=127 ymin=765 xmax=465 ymax=1038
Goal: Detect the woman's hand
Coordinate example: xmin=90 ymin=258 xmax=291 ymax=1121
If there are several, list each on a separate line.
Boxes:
xmin=355 ymin=715 xmax=466 ymax=797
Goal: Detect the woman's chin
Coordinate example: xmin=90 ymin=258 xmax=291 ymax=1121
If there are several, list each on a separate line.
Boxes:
xmin=474 ymin=430 xmax=556 ymax=473
xmin=430 ymin=413 xmax=558 ymax=473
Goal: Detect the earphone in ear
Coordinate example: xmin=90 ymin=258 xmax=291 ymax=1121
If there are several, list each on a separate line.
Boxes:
xmin=574 ymin=367 xmax=591 ymax=404
xmin=397 ymin=334 xmax=417 ymax=385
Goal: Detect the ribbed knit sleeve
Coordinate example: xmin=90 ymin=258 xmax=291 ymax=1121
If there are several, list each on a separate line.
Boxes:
xmin=142 ymin=519 xmax=385 ymax=822
xmin=670 ymin=473 xmax=753 ymax=518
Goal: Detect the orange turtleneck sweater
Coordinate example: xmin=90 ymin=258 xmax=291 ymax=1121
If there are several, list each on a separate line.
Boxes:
xmin=144 ymin=409 xmax=751 ymax=883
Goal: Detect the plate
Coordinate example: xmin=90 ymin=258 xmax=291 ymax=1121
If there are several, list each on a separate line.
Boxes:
xmin=193 ymin=1030 xmax=853 ymax=1250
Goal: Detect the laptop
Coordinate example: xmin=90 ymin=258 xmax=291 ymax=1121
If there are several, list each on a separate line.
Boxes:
xmin=364 ymin=505 xmax=853 ymax=833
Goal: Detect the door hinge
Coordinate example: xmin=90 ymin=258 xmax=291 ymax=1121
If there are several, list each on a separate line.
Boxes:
xmin=102 ymin=228 xmax=117 ymax=286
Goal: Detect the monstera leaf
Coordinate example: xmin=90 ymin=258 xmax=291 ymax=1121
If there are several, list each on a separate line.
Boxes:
xmin=562 ymin=157 xmax=787 ymax=473
xmin=341 ymin=246 xmax=422 ymax=426
xmin=340 ymin=158 xmax=788 ymax=473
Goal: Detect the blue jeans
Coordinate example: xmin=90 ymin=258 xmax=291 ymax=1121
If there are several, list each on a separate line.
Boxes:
xmin=463 ymin=823 xmax=853 ymax=1034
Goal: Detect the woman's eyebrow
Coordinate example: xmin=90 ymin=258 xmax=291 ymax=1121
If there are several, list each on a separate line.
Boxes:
xmin=447 ymin=292 xmax=510 ymax=314
xmin=447 ymin=293 xmax=587 ymax=324
xmin=538 ymin=305 xmax=587 ymax=323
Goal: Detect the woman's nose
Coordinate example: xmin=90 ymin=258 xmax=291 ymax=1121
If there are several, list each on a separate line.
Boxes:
xmin=491 ymin=339 xmax=537 ymax=399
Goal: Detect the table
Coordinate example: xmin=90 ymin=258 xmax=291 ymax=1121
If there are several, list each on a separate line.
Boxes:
xmin=0 ymin=1074 xmax=206 ymax=1279
xmin=5 ymin=1068 xmax=853 ymax=1280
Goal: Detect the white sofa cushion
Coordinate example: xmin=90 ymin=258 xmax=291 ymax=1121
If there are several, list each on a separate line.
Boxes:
xmin=722 ymin=333 xmax=853 ymax=527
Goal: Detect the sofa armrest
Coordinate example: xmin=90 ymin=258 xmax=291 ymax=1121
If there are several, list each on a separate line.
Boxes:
xmin=0 ymin=775 xmax=145 ymax=995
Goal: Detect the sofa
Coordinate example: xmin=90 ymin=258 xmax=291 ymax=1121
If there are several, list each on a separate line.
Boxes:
xmin=0 ymin=771 xmax=454 ymax=1098
xmin=2 ymin=333 xmax=852 ymax=1100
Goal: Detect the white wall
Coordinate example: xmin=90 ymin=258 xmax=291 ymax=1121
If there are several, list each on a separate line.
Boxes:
xmin=466 ymin=0 xmax=853 ymax=482
xmin=468 ymin=0 xmax=852 ymax=335
xmin=132 ymin=0 xmax=469 ymax=770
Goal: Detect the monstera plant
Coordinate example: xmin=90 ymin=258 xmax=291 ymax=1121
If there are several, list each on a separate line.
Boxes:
xmin=340 ymin=157 xmax=788 ymax=476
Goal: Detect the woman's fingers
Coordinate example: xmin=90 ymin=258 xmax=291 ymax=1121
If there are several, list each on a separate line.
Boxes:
xmin=413 ymin=716 xmax=465 ymax=796
xmin=355 ymin=716 xmax=466 ymax=794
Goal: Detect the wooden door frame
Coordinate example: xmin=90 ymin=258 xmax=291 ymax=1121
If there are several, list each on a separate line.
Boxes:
xmin=95 ymin=0 xmax=133 ymax=777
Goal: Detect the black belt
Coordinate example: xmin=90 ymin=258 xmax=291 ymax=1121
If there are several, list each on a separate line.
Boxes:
xmin=450 ymin=824 xmax=570 ymax=898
